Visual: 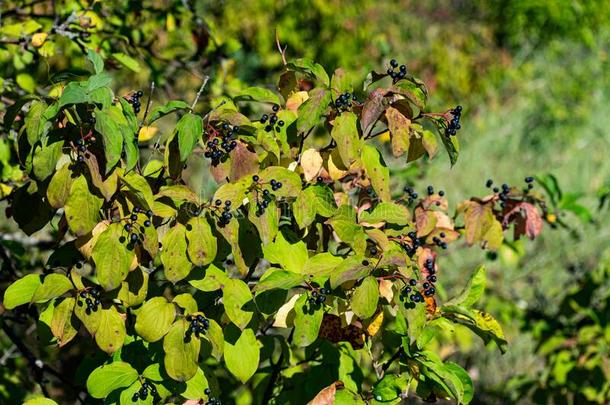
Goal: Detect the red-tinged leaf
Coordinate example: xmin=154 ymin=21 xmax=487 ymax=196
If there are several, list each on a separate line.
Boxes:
xmin=415 ymin=207 xmax=438 ymax=237
xmin=307 ymin=381 xmax=345 ymax=405
xmin=461 ymin=200 xmax=503 ymax=250
xmin=503 ymin=201 xmax=543 ymax=240
xmin=360 ymin=88 xmax=388 ymax=136
xmin=210 ymin=140 xmax=258 ymax=183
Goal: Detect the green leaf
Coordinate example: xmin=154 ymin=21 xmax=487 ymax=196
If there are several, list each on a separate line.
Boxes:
xmin=442 ymin=306 xmax=508 ymax=353
xmin=147 ymin=100 xmax=190 ymax=123
xmin=47 ymin=163 xmax=74 ymax=209
xmin=233 ymin=87 xmax=280 ymax=104
xmin=50 ymin=297 xmax=78 ymax=347
xmin=3 ymin=274 xmax=42 ymax=309
xmin=445 ymin=266 xmax=486 ymax=307
xmin=86 ymin=361 xmax=138 ymax=399
xmin=163 ymin=319 xmax=201 ymax=382
xmin=398 ymin=299 xmax=427 ymax=345
xmin=293 ymin=188 xmax=317 ymax=229
xmin=175 ymin=113 xmax=203 ymax=163
xmin=372 ymin=374 xmax=407 ymax=402
xmin=440 ymin=132 xmax=460 ymax=166
xmin=258 ymin=166 xmax=302 ymax=198
xmin=293 ymin=294 xmax=323 ymax=347
xmin=222 ymin=278 xmax=254 ymax=329
xmin=92 ymin=223 xmax=134 ymax=290
xmin=253 ymin=269 xmax=304 ymax=293
xmin=58 ymin=82 xmax=88 ymax=107
xmin=25 ymin=100 xmax=47 ymax=146
xmin=351 ymin=276 xmax=379 ymax=319
xmin=95 ymin=306 xmax=126 ymax=354
xmin=161 ymin=224 xmax=192 ymax=283
xmin=120 ymin=171 xmax=154 ymax=209
xmin=186 ymin=217 xmax=217 ymax=267
xmin=204 ymin=319 xmax=224 ymax=361
xmin=181 ymin=367 xmax=210 ymax=400
xmin=224 ymin=328 xmax=260 ymax=383
xmin=262 ymin=231 xmax=309 ymax=273
xmin=331 ymin=111 xmax=361 ymax=167
xmin=329 ymin=256 xmax=370 ymax=288
xmin=417 ymin=351 xmax=465 ymax=403
xmin=32 ymin=135 xmax=63 ymax=181
xmin=296 ymin=88 xmax=331 ymax=133
xmin=112 ymin=52 xmax=141 ymax=72
xmin=287 ymin=58 xmax=330 ymax=85
xmin=117 ymin=267 xmax=148 ymax=307
xmin=23 ymin=397 xmax=58 ymax=405
xmin=359 ymin=202 xmax=411 ymax=226
xmin=248 ymin=198 xmax=279 ymax=245
xmin=135 ymin=297 xmax=176 ymax=342
xmin=444 ymin=362 xmax=474 ymax=404
xmin=391 ymin=79 xmax=427 ymax=110
xmin=361 ymin=144 xmax=391 ymax=202
xmin=31 ymin=274 xmax=73 ymax=303
xmin=302 ymin=253 xmax=343 ymax=277
xmin=87 ymin=49 xmax=104 ymax=74
xmin=94 ymin=107 xmax=124 ymax=173
xmin=172 ymin=293 xmax=198 ymax=315
xmin=189 ymin=264 xmax=230 ymax=292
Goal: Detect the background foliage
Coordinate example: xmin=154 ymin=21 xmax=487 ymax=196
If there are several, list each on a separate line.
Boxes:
xmin=1 ymin=0 xmax=610 ymax=404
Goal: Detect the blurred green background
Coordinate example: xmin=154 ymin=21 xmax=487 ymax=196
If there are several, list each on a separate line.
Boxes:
xmin=1 ymin=0 xmax=610 ymax=403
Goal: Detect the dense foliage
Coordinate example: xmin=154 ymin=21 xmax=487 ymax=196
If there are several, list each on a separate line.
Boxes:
xmin=2 ymin=1 xmax=610 ymax=404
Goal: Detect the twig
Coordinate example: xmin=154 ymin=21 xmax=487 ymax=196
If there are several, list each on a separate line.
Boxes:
xmin=381 ymin=347 xmax=404 ymax=374
xmin=275 ymin=29 xmax=287 ymax=65
xmin=190 ymin=75 xmax=210 ymax=111
xmin=140 ymin=81 xmax=155 ymax=128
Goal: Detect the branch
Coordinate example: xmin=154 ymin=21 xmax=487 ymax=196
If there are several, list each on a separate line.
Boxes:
xmin=190 ymin=75 xmax=210 ymax=110
xmin=1 ymin=318 xmax=88 ymax=403
xmin=381 ymin=346 xmax=404 ymax=374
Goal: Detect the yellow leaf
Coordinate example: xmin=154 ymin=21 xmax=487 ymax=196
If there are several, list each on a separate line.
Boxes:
xmin=300 ymin=148 xmax=323 ymax=181
xmin=138 ymin=126 xmax=158 ymax=142
xmin=286 ymin=91 xmax=309 ymax=112
xmin=0 ymin=183 xmax=13 ymax=198
xmin=31 ymin=32 xmax=48 ymax=48
xmin=366 ymin=310 xmax=384 ymax=336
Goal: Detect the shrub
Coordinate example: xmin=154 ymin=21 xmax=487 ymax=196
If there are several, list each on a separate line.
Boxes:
xmin=0 ymin=47 xmax=553 ymax=404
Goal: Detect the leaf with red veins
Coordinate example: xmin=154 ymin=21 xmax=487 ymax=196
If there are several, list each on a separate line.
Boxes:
xmin=502 ymin=201 xmax=543 ymax=240
xmin=360 ymin=88 xmax=389 ymax=137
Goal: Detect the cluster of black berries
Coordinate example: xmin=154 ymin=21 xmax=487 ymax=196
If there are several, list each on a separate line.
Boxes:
xmin=213 ymin=199 xmax=233 ymax=227
xmin=399 ymin=279 xmax=424 ymax=304
xmin=386 ymin=59 xmax=407 ymax=82
xmin=334 ymin=92 xmax=355 ymax=112
xmin=204 ymin=123 xmax=239 ymax=165
xmin=251 ymin=175 xmax=283 ymax=216
xmin=200 ymin=389 xmax=221 ymax=405
xmin=426 ymin=185 xmax=444 ymax=197
xmin=445 ymin=106 xmax=462 ymax=136
xmin=403 ymin=186 xmax=419 ymax=205
xmin=185 ymin=315 xmax=210 ymax=342
xmin=75 ymin=132 xmax=96 ymax=163
xmin=131 ymin=381 xmax=157 ymax=402
xmin=422 ymin=259 xmax=438 ymax=296
xmin=123 ymin=207 xmax=153 ymax=244
xmin=432 ymin=233 xmax=448 ymax=249
xmin=126 ymin=90 xmax=144 ymax=114
xmin=261 ymin=104 xmax=284 ymax=133
xmin=402 ymin=231 xmax=421 ymax=257
xmin=77 ymin=288 xmax=101 ymax=314
xmin=524 ymin=176 xmax=535 ymax=191
xmin=308 ymin=288 xmax=330 ymax=307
